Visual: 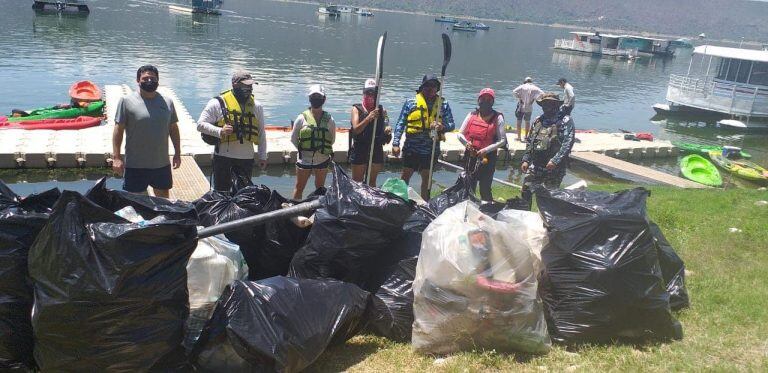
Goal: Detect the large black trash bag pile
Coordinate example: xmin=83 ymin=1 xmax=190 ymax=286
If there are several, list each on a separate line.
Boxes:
xmin=194 ymin=172 xmax=322 ymax=280
xmin=191 ymin=277 xmax=370 ymax=373
xmin=288 ymin=164 xmax=413 ymax=291
xmin=28 ymin=181 xmax=198 ymax=372
xmin=650 ymin=222 xmax=690 ymax=310
xmin=0 ymin=182 xmax=59 ymax=371
xmin=536 ymin=188 xmax=684 ymax=343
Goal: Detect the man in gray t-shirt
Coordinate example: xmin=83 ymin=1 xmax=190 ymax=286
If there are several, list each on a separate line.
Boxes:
xmin=112 ymin=65 xmax=181 ymax=198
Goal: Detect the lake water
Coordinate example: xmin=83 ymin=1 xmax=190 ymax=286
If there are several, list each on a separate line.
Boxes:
xmin=1 ymin=0 xmax=766 ymax=196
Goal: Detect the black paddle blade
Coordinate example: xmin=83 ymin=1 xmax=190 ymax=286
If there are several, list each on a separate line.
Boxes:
xmin=441 ymin=33 xmax=452 ymax=76
xmin=375 ymin=32 xmax=387 ymax=82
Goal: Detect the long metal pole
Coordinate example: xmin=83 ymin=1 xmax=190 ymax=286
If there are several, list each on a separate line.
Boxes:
xmin=197 ymin=199 xmax=323 ymax=239
xmin=438 ymin=159 xmax=521 ymax=189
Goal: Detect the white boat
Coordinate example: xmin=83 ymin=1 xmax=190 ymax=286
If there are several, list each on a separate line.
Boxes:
xmin=318 ymin=5 xmax=341 ymax=16
xmin=659 ymin=45 xmax=768 ymax=128
xmin=553 ymin=31 xmax=637 ymax=59
xmin=355 ymin=8 xmax=373 ymax=16
xmin=336 ymin=5 xmax=353 ymax=13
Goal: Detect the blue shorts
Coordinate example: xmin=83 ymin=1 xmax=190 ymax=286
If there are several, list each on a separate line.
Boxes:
xmin=123 ymin=165 xmax=173 ymax=193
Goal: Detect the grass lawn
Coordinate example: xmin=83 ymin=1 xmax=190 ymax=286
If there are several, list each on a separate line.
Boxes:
xmin=309 ymin=184 xmax=768 ymax=372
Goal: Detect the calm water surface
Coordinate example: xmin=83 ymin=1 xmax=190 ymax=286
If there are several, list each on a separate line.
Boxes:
xmin=1 ymin=0 xmax=766 ymax=194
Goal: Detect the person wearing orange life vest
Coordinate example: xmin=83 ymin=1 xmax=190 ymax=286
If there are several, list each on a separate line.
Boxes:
xmin=457 ymin=88 xmax=507 ymax=201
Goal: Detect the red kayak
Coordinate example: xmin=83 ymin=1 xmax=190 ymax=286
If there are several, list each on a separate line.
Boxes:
xmin=69 ymin=81 xmax=102 ymax=103
xmin=0 ymin=116 xmax=102 ymax=130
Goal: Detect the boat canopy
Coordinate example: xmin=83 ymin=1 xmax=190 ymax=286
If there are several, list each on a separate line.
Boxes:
xmin=694 ymin=45 xmax=768 ymax=63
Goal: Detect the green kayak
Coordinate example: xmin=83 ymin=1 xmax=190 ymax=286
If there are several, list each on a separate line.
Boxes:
xmin=680 ymin=154 xmax=722 ymax=187
xmin=672 ymin=141 xmax=751 ymax=159
xmin=8 ymin=100 xmax=105 ymax=122
xmin=708 ymin=151 xmax=768 ymax=183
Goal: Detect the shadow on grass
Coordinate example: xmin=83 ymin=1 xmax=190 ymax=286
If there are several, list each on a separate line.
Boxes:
xmin=304 ymin=335 xmax=388 ymax=372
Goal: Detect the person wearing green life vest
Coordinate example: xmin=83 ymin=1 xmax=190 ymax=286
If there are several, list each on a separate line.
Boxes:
xmin=291 ymin=84 xmax=337 ymax=199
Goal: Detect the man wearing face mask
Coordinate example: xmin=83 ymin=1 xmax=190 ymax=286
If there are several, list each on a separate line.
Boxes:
xmin=349 ymin=78 xmax=391 ymax=186
xmin=457 ymin=88 xmax=507 ymax=202
xmin=197 ymin=70 xmax=267 ymax=192
xmin=392 ymin=74 xmax=455 ymax=200
xmin=291 ymin=84 xmax=336 ymax=199
xmin=112 ymin=65 xmax=181 ymax=198
xmin=520 ymin=93 xmax=575 ymax=209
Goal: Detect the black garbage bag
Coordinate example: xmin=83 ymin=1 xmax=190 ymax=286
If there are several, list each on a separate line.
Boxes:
xmin=536 ymin=188 xmax=683 ymax=343
xmin=650 ymin=222 xmax=690 ymax=311
xmin=194 ymin=174 xmax=322 ymax=280
xmin=29 ymin=185 xmax=198 ymax=372
xmin=0 ymin=182 xmax=59 ymax=371
xmin=191 ymin=277 xmax=370 ymax=373
xmin=288 ymin=164 xmax=413 ymax=291
xmin=364 ymin=257 xmax=418 ymax=342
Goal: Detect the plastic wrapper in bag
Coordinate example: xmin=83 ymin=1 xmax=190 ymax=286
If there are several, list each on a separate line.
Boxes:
xmin=650 ymin=222 xmax=690 ymax=310
xmin=0 ymin=182 xmax=59 ymax=371
xmin=29 ymin=182 xmax=198 ymax=372
xmin=412 ymin=201 xmax=551 ymax=354
xmin=289 ymin=164 xmax=413 ymax=291
xmin=185 ymin=234 xmax=248 ymax=350
xmin=190 ymin=277 xmax=370 ymax=373
xmin=194 ymin=174 xmax=322 ymax=280
xmin=536 ymin=188 xmax=683 ymax=343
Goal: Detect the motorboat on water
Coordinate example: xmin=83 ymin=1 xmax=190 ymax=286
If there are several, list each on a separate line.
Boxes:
xmin=654 ymin=45 xmax=768 ymax=129
xmin=553 ymin=31 xmax=637 ymax=59
xmin=452 ymin=21 xmax=477 ymax=32
xmin=435 ymin=16 xmax=458 ymax=23
xmin=354 ymin=8 xmax=373 ymax=16
xmin=318 ymin=5 xmax=341 ymax=17
xmin=32 ymin=0 xmax=89 ymax=13
xmin=474 ymin=22 xmax=490 ymax=30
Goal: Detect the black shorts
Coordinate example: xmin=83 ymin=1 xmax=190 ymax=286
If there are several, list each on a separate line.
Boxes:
xmin=123 ymin=165 xmax=172 ymax=193
xmin=296 ymin=157 xmax=331 ymax=170
xmin=402 ymin=150 xmax=437 ymax=172
xmin=349 ymin=143 xmax=384 ymax=165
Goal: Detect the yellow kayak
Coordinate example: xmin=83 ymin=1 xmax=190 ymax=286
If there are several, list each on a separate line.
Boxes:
xmin=708 ymin=151 xmax=768 ymax=183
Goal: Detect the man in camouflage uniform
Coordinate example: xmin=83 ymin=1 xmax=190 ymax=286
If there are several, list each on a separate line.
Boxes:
xmin=520 ymin=93 xmax=575 ymax=208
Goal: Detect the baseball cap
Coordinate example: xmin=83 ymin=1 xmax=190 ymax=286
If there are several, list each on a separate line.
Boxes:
xmin=364 ymin=78 xmax=377 ymax=90
xmin=524 ymin=77 xmax=533 ymax=83
xmin=307 ymin=84 xmax=326 ymax=97
xmin=232 ymin=70 xmax=257 ymax=85
xmin=478 ymin=88 xmax=495 ymax=99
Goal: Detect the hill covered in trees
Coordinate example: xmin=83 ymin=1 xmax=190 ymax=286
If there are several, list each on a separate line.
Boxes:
xmin=322 ymin=0 xmax=768 ymax=41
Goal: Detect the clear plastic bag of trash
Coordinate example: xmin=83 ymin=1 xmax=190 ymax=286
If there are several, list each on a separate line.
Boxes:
xmin=29 ymin=180 xmax=198 ymax=372
xmin=190 ymin=277 xmax=370 ymax=373
xmin=536 ymin=188 xmax=683 ymax=343
xmin=0 ymin=181 xmax=59 ymax=371
xmin=184 ymin=233 xmax=248 ymax=350
xmin=412 ymin=201 xmax=551 ymax=355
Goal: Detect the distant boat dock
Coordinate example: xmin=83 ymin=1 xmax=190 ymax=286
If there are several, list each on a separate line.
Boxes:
xmin=0 ymin=84 xmax=704 ymax=189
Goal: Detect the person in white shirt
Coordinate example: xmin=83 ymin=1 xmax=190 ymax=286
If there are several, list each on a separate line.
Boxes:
xmin=291 ymin=84 xmax=336 ymax=199
xmin=557 ymin=78 xmax=575 ymax=115
xmin=512 ymin=77 xmax=543 ymax=142
xmin=197 ymin=71 xmax=267 ymax=192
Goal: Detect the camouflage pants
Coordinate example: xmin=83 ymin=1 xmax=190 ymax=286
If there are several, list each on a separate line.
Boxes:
xmin=521 ymin=165 xmax=566 ymax=209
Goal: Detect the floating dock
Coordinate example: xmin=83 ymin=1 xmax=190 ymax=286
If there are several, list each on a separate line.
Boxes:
xmin=0 ymin=84 xmax=703 ymax=190
xmin=32 ymin=0 xmax=89 ymax=13
xmin=570 ymin=151 xmax=707 ymax=188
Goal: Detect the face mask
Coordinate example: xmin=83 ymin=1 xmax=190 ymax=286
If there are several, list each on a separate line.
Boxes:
xmin=363 ymin=95 xmax=375 ymax=111
xmin=139 ymin=80 xmax=158 ymax=93
xmin=309 ymin=97 xmax=325 ymax=109
xmin=233 ymin=87 xmax=252 ymax=101
xmin=478 ymin=101 xmax=493 ymax=113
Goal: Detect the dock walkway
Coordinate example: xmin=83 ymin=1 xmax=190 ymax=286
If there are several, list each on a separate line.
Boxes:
xmin=570 ymin=151 xmax=707 ymax=188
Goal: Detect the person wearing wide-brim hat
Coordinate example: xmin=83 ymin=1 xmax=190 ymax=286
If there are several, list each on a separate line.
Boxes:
xmin=519 ymin=92 xmax=575 ymax=209
xmin=391 ymin=74 xmax=456 ymax=200
xmin=457 ymin=88 xmax=507 ymax=202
